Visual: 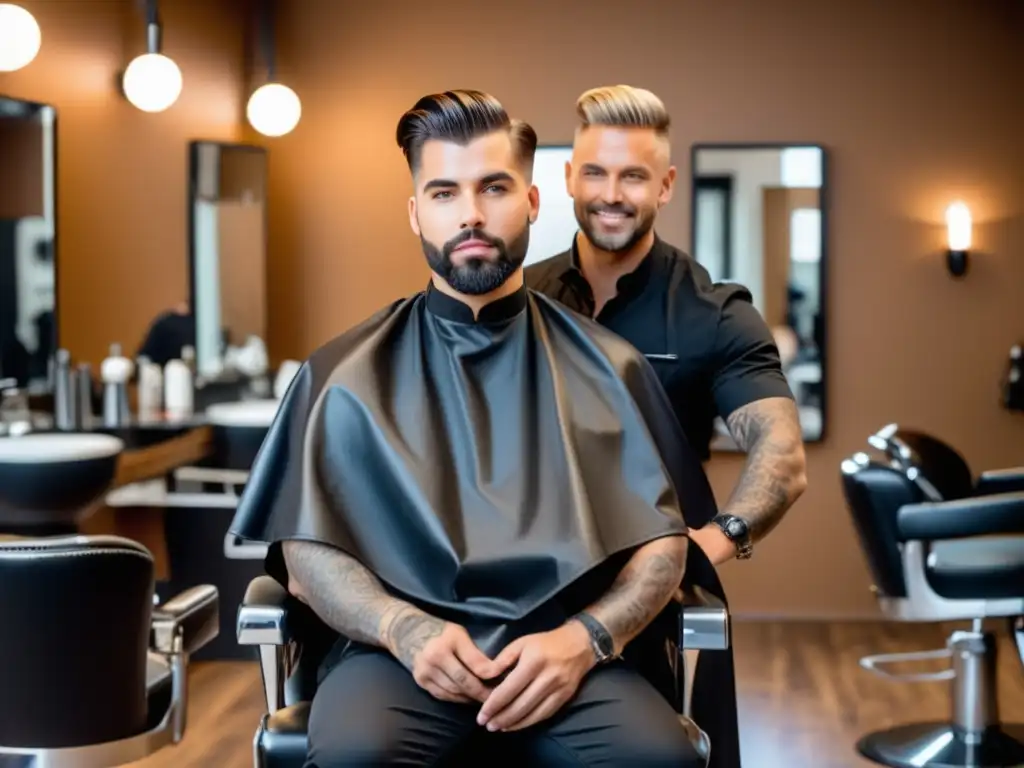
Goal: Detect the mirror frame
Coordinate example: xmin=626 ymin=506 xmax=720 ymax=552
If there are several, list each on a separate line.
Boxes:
xmin=688 ymin=141 xmax=830 ymax=445
xmin=186 ymin=140 xmax=269 ymax=380
xmin=0 ymin=93 xmax=59 ymax=389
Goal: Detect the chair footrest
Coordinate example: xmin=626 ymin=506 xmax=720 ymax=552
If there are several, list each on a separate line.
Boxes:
xmin=859 ymin=648 xmax=954 ymax=682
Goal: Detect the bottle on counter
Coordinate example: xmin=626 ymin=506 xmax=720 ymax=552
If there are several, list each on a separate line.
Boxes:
xmin=164 ymin=357 xmax=194 ymax=422
xmin=100 ymin=343 xmax=134 ymax=428
xmin=53 ymin=348 xmax=78 ymax=431
xmin=136 ymin=355 xmax=164 ymax=423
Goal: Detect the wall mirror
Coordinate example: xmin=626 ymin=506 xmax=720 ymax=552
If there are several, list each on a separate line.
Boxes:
xmin=690 ymin=143 xmax=827 ymax=447
xmin=188 ymin=141 xmax=268 ymax=384
xmin=0 ymin=95 xmax=57 ymax=393
xmin=524 ymin=145 xmax=577 ymax=266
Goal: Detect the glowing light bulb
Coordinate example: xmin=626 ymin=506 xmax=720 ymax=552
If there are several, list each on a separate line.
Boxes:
xmin=247 ymin=83 xmax=301 ymax=137
xmin=122 ymin=53 xmax=182 ymax=113
xmin=945 ymin=202 xmax=972 ymax=251
xmin=0 ymin=4 xmax=42 ymax=72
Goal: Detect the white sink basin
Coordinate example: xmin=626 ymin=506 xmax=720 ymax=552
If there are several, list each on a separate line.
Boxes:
xmin=0 ymin=433 xmax=125 ymax=463
xmin=0 ymin=432 xmax=126 ymax=533
xmin=204 ymin=399 xmax=281 ymax=428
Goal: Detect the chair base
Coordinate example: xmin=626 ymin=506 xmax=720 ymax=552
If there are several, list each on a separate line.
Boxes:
xmin=857 ymin=722 xmax=1024 ymax=768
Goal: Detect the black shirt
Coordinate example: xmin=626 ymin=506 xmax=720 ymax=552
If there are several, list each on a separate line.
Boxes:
xmin=525 ymin=235 xmax=793 ymax=459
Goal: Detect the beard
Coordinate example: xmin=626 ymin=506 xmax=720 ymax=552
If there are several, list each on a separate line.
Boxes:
xmin=421 ymin=221 xmax=530 ymax=296
xmin=574 ymin=199 xmax=656 ymax=254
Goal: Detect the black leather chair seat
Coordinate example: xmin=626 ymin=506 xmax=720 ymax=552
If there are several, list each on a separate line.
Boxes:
xmin=927 ymin=537 xmax=1024 ymax=600
xmin=259 ymin=704 xmax=310 ymax=768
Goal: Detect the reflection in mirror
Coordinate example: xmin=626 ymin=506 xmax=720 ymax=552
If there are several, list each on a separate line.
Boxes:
xmin=0 ymin=96 xmax=56 ymax=394
xmin=524 ymin=145 xmax=577 ymax=266
xmin=691 ymin=143 xmax=827 ymax=447
xmin=188 ymin=142 xmax=268 ymax=387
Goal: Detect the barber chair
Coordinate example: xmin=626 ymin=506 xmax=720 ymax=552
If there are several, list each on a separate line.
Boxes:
xmin=840 ymin=426 xmax=1024 ymax=767
xmin=0 ymin=535 xmax=220 ymax=767
xmin=237 ymin=574 xmax=731 ymax=768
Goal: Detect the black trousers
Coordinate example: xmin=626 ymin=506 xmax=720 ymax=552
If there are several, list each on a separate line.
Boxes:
xmin=305 ymin=644 xmax=704 ymax=767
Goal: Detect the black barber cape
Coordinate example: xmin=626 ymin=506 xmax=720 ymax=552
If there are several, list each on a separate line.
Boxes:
xmin=230 ymin=282 xmax=713 ymax=654
xmin=230 ymin=282 xmax=741 ymax=766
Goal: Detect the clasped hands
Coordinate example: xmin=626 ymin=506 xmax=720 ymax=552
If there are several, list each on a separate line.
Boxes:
xmin=406 ymin=621 xmax=596 ymax=733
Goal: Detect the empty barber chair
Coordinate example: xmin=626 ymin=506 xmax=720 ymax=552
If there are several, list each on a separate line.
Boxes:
xmin=237 ymin=574 xmax=731 ymax=768
xmin=840 ymin=429 xmax=1024 ymax=767
xmin=0 ymin=535 xmax=220 ymax=766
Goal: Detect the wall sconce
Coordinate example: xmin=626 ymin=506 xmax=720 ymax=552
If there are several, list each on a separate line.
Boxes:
xmin=945 ymin=201 xmax=971 ymax=278
xmin=122 ymin=0 xmax=182 ymax=113
xmin=0 ymin=3 xmax=41 ymax=72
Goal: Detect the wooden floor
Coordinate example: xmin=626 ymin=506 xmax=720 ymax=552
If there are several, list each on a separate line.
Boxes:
xmin=133 ymin=620 xmax=1024 ymax=768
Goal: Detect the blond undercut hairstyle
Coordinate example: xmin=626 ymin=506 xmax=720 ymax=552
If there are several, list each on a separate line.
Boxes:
xmin=575 ymin=85 xmax=671 ymax=136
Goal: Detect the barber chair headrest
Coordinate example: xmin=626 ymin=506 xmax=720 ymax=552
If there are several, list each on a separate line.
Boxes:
xmin=867 ymin=424 xmax=974 ymax=501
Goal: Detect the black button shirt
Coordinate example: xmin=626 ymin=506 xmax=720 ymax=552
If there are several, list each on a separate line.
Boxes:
xmin=525 ymin=236 xmax=794 ymax=459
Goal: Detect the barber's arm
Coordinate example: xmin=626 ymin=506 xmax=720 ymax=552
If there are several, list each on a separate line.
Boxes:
xmin=282 ymin=540 xmax=496 ymax=703
xmin=477 ymin=534 xmax=687 ymax=732
xmin=695 ymin=296 xmax=808 ymax=565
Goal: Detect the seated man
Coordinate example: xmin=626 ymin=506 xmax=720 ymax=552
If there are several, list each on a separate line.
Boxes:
xmin=231 ymin=90 xmax=718 ymax=767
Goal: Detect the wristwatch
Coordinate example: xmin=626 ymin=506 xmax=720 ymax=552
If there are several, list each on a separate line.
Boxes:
xmin=572 ymin=612 xmax=616 ymax=664
xmin=710 ymin=513 xmax=753 ymax=559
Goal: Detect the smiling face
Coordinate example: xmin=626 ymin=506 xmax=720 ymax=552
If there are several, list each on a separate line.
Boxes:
xmin=567 ymin=125 xmax=676 ymax=255
xmin=408 ymin=130 xmax=539 ymax=296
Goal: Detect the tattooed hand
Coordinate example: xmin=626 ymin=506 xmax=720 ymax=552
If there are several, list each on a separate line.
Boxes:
xmin=383 ymin=607 xmax=498 ymax=704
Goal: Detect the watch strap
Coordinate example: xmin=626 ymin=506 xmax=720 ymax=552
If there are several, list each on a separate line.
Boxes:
xmin=572 ymin=612 xmax=616 ymax=663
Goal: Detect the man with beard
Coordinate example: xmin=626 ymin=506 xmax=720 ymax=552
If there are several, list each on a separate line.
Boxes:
xmin=230 ymin=90 xmax=716 ymax=766
xmin=526 ymin=84 xmax=809 ymax=767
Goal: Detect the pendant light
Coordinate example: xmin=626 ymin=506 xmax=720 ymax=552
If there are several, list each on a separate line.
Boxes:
xmin=0 ymin=3 xmax=41 ymax=72
xmin=247 ymin=0 xmax=301 ymax=137
xmin=122 ymin=0 xmax=182 ymax=113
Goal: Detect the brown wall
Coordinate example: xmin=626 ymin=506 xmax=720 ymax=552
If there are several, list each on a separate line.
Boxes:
xmin=265 ymin=0 xmax=1024 ymax=618
xmin=0 ymin=0 xmax=249 ymax=366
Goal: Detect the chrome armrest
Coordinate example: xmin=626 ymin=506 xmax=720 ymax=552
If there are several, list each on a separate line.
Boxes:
xmin=678 ymin=584 xmax=731 ymax=651
xmin=148 ymin=584 xmax=219 ymax=744
xmin=238 ymin=575 xmax=293 ymax=714
xmin=152 ymin=584 xmax=219 ymax=656
xmin=238 ymin=574 xmax=292 ymax=646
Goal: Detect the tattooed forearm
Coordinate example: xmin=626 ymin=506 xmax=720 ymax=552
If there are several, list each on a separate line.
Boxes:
xmin=724 ymin=396 xmax=808 ymax=539
xmin=282 ymin=540 xmax=444 ymax=670
xmin=583 ymin=535 xmax=688 ymax=654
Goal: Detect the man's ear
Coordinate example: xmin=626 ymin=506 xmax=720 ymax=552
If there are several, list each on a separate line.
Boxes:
xmin=659 ymin=165 xmax=677 ymax=207
xmin=407 ymin=196 xmax=421 ymax=237
xmin=563 ymin=159 xmax=574 ymax=198
xmin=528 ymin=183 xmax=540 ymax=224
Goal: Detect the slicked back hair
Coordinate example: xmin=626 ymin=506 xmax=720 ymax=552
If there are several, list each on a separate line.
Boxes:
xmin=395 ymin=89 xmax=538 ymax=181
xmin=575 ymin=84 xmax=671 ymax=137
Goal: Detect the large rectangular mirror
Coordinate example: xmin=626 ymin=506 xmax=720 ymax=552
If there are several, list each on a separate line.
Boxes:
xmin=188 ymin=141 xmax=268 ymax=383
xmin=691 ymin=143 xmax=827 ymax=447
xmin=0 ymin=95 xmax=57 ymax=393
xmin=524 ymin=145 xmax=577 ymax=266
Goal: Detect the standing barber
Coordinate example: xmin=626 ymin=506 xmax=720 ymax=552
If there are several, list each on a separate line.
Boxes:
xmin=526 ymin=83 xmax=807 ymax=565
xmin=526 ymin=85 xmax=808 ymax=767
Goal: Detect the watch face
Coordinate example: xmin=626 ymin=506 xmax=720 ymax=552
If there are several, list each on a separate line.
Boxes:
xmin=727 ymin=519 xmax=747 ymax=537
